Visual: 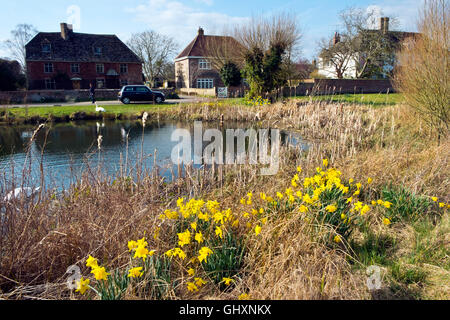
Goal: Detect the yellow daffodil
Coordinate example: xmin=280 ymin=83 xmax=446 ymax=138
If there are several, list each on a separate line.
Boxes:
xmin=198 ymin=247 xmax=213 ymax=263
xmin=195 ymin=277 xmax=207 ymax=287
xmin=383 ymin=201 xmax=392 ymax=209
xmin=215 ymin=226 xmax=223 ymax=239
xmin=187 ymin=282 xmax=199 ymax=292
xmin=239 ymin=293 xmax=250 ymax=300
xmin=323 ymin=159 xmax=329 ymax=167
xmin=188 ymin=268 xmax=195 ymax=276
xmin=334 ymin=235 xmax=341 ymax=243
xmin=128 ymin=240 xmax=138 ymax=252
xmin=383 ymin=218 xmax=391 ymax=226
xmin=134 ymin=245 xmax=149 ymax=261
xmin=91 ymin=266 xmax=109 ymax=281
xmin=195 ymin=232 xmax=204 ymax=243
xmin=431 ymin=197 xmax=438 ymax=202
xmin=75 ymin=277 xmax=90 ymax=295
xmin=127 ymin=267 xmax=143 ymax=278
xmin=255 ymin=225 xmax=262 ymax=236
xmin=177 ymin=229 xmax=191 ymax=247
xmin=299 ymin=205 xmax=308 ymax=213
xmin=86 ymin=255 xmax=98 ymax=269
xmin=367 ymin=177 xmax=373 ymax=184
xmin=325 ymin=204 xmax=337 ymax=213
xmin=222 ymin=277 xmax=234 ymax=286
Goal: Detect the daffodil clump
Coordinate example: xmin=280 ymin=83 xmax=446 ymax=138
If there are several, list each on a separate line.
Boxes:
xmin=72 ymin=159 xmax=447 ymax=300
xmin=244 ymin=95 xmax=270 ymax=107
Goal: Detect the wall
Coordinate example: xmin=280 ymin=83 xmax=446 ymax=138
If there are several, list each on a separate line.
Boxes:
xmin=0 ymin=88 xmax=175 ymax=104
xmin=179 ymin=87 xmax=216 ymax=97
xmin=281 ymin=79 xmax=395 ymax=97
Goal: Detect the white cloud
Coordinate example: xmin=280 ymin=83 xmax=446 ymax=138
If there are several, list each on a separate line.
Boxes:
xmin=194 ymin=0 xmax=214 ymax=6
xmin=366 ymin=0 xmax=423 ymax=32
xmin=126 ymin=0 xmax=249 ymax=50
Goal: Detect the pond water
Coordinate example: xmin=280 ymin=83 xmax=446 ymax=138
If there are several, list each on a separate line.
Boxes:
xmin=0 ymin=120 xmax=308 ymax=190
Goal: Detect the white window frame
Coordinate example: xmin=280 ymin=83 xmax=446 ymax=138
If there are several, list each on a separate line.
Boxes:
xmin=45 ymin=78 xmax=55 ymax=89
xmin=120 ymin=64 xmax=128 ymax=74
xmin=197 ymin=78 xmax=214 ymax=89
xmin=94 ymin=47 xmax=102 ymax=56
xmin=71 ymin=63 xmax=80 ymax=74
xmin=44 ymin=63 xmax=54 ymax=73
xmin=198 ymin=59 xmax=211 ymax=70
xmin=96 ymin=78 xmax=105 ymax=89
xmin=96 ymin=64 xmax=104 ymax=74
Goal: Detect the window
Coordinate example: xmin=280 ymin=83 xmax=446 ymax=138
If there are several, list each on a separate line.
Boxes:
xmin=120 ymin=64 xmax=128 ymax=74
xmin=136 ymin=86 xmax=150 ymax=93
xmin=94 ymin=47 xmax=102 ymax=56
xmin=44 ymin=63 xmax=53 ymax=73
xmin=124 ymin=86 xmax=135 ymax=92
xmin=120 ymin=79 xmax=128 ymax=86
xmin=71 ymin=63 xmax=80 ymax=74
xmin=42 ymin=43 xmax=51 ymax=53
xmin=45 ymin=79 xmax=56 ymax=90
xmin=197 ymin=78 xmax=214 ymax=89
xmin=96 ymin=64 xmax=104 ymax=74
xmin=199 ymin=59 xmax=211 ymax=70
xmin=96 ymin=78 xmax=105 ymax=89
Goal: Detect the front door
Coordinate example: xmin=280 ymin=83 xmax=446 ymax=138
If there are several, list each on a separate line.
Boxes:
xmin=72 ymin=80 xmax=81 ymax=90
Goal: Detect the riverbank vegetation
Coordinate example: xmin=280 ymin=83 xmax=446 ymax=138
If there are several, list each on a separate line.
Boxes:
xmin=0 ymin=98 xmax=448 ymax=300
xmin=0 ymin=93 xmax=401 ymax=125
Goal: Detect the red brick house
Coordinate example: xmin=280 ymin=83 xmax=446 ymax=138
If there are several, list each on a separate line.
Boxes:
xmin=25 ymin=23 xmax=143 ymax=90
xmin=175 ymin=28 xmax=244 ymax=89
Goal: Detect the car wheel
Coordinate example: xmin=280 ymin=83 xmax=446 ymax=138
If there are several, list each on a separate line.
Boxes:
xmin=155 ymin=96 xmax=163 ymax=104
xmin=122 ymin=97 xmax=131 ymax=104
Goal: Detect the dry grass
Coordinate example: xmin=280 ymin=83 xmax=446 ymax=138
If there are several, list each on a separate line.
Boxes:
xmin=0 ymin=99 xmax=448 ymax=300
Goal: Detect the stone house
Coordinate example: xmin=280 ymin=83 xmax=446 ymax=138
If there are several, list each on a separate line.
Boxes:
xmin=317 ymin=17 xmax=419 ymax=79
xmin=174 ymin=28 xmax=244 ymax=89
xmin=25 ymin=23 xmax=143 ymax=90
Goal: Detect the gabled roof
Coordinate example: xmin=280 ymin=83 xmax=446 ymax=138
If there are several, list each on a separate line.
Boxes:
xmin=175 ymin=29 xmax=244 ymax=60
xmin=26 ymin=28 xmax=142 ymax=63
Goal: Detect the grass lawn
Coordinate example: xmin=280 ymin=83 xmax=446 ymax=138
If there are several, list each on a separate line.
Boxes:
xmin=292 ymin=93 xmax=403 ymax=107
xmin=3 ymin=103 xmax=174 ymax=118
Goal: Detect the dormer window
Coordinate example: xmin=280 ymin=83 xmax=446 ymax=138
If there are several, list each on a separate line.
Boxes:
xmin=199 ymin=59 xmax=211 ymax=70
xmin=42 ymin=43 xmax=51 ymax=53
xmin=94 ymin=47 xmax=102 ymax=56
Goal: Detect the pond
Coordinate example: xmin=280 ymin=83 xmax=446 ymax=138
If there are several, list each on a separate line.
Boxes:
xmin=0 ymin=120 xmax=308 ymax=190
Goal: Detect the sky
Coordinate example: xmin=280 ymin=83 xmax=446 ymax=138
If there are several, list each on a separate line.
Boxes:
xmin=0 ymin=0 xmax=423 ymax=61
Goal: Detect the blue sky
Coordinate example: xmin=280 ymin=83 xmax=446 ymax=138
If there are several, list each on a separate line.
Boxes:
xmin=0 ymin=0 xmax=423 ymax=60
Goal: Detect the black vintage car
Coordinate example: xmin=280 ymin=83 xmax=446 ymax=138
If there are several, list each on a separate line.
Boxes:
xmin=118 ymin=85 xmax=165 ymax=104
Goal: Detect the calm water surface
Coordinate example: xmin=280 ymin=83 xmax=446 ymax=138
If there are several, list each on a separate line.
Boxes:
xmin=0 ymin=120 xmax=308 ymax=190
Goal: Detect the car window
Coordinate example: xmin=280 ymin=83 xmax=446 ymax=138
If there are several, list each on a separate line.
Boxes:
xmin=136 ymin=87 xmax=150 ymax=93
xmin=124 ymin=87 xmax=134 ymax=92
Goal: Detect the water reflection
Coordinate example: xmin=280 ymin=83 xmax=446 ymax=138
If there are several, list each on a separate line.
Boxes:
xmin=0 ymin=120 xmax=308 ymax=189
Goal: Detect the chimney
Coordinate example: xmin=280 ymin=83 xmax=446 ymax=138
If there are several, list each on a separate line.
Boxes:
xmin=380 ymin=17 xmax=389 ymax=33
xmin=198 ymin=27 xmax=204 ymax=36
xmin=60 ymin=23 xmax=73 ymax=40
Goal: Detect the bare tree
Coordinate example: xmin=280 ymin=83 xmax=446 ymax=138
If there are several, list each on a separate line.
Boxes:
xmin=4 ymin=24 xmax=38 ymax=72
xmin=227 ymin=13 xmax=302 ymax=97
xmin=395 ymin=0 xmax=449 ymax=141
xmin=127 ymin=31 xmax=178 ymax=87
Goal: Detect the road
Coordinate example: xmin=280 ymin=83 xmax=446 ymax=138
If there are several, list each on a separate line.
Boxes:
xmin=3 ymin=95 xmax=212 ymax=108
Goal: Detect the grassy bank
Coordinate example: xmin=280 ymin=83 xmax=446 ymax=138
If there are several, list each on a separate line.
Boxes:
xmin=0 ymin=93 xmax=402 ymax=125
xmin=0 ymin=99 xmax=448 ymax=300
